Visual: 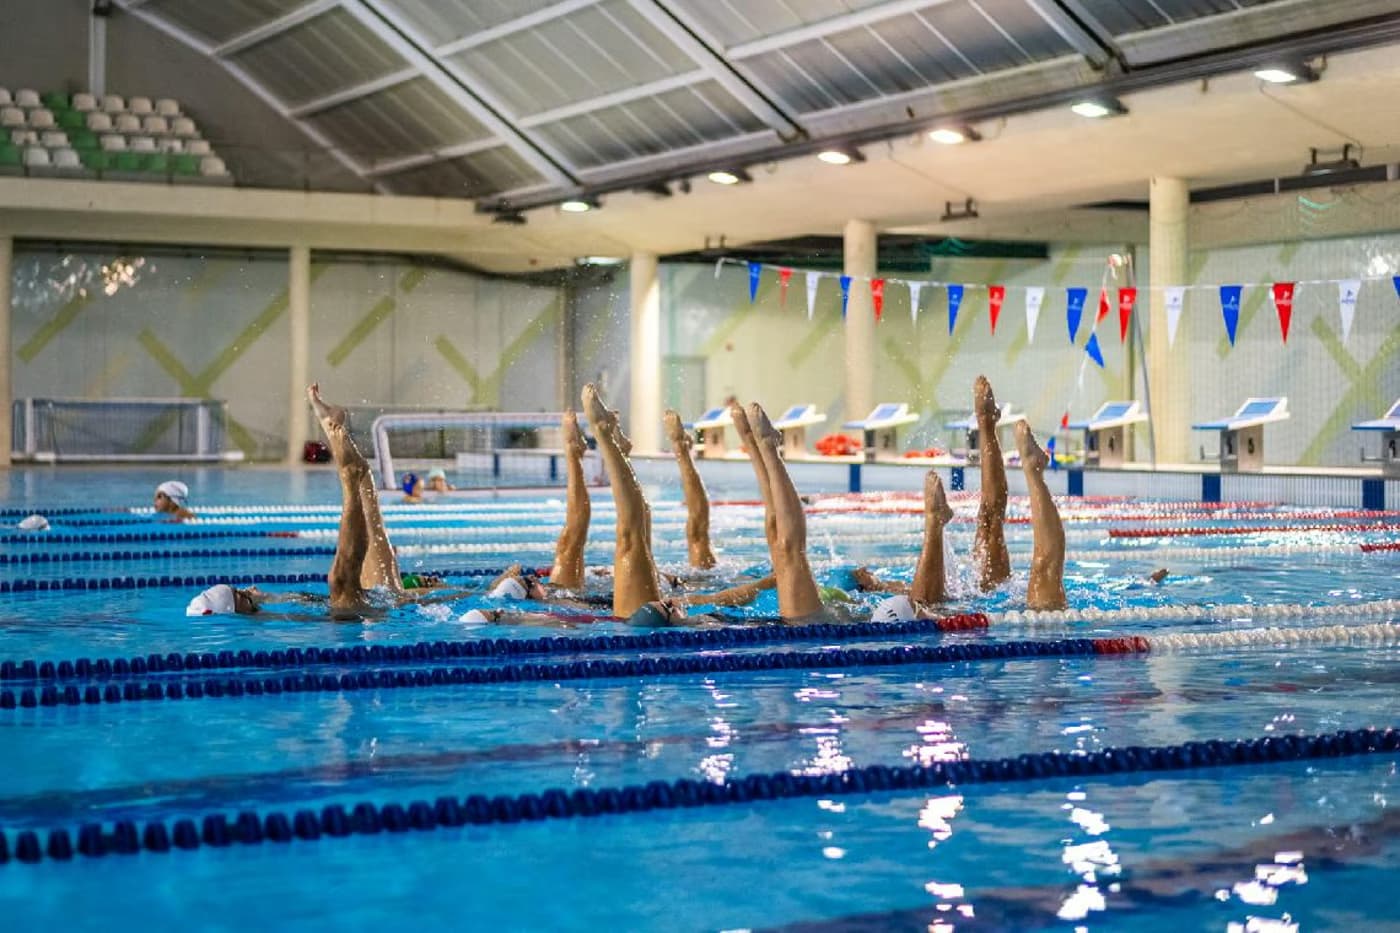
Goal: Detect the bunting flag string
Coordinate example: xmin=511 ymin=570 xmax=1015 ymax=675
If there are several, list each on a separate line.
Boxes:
xmin=1095 ymin=287 xmax=1111 ymax=326
xmin=1117 ymin=287 xmax=1137 ymax=343
xmin=1025 ymin=287 xmax=1044 ymax=343
xmin=839 ymin=275 xmax=852 ymax=319
xmin=1066 ymin=287 xmax=1087 ymax=344
xmin=1220 ymin=285 xmax=1242 ymax=346
xmin=1338 ymin=279 xmax=1360 ymax=343
xmin=1084 ymin=332 xmax=1105 ymax=368
xmin=747 ymin=262 xmax=761 ymax=303
xmin=1272 ymin=282 xmax=1295 ymax=343
xmin=947 ymin=284 xmax=964 ymax=335
xmin=805 ymin=271 xmax=819 ymax=321
xmin=871 ymin=278 xmax=885 ymax=322
xmin=909 ymin=281 xmax=925 ymax=324
xmin=1164 ymin=287 xmax=1185 ymax=348
xmin=988 ymin=285 xmax=1005 ymax=335
xmin=778 ymin=267 xmax=792 ymax=309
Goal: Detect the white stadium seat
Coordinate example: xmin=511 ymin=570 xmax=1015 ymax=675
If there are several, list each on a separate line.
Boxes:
xmin=186 ymin=139 xmax=212 ymax=155
xmin=159 ymin=137 xmax=184 ymax=153
xmin=40 ymin=130 xmax=68 ymax=148
xmin=129 ymin=135 xmax=156 ymax=153
xmin=100 ymin=134 xmax=127 ymax=152
xmin=86 ymin=111 xmax=113 ymax=132
xmin=15 ymin=89 xmax=40 ymax=108
xmin=27 ymin=108 xmax=54 ymax=129
xmin=1 ymin=107 xmax=24 ymax=128
xmin=52 ymin=148 xmax=81 ymax=169
xmin=101 ymin=94 xmax=125 ymax=113
xmin=72 ymin=93 xmax=97 ymax=112
xmin=0 ymin=88 xmax=11 ymax=106
xmin=129 ymin=96 xmax=153 ymax=115
xmin=171 ymin=117 xmax=197 ymax=138
xmin=10 ymin=129 xmax=37 ymax=146
xmin=115 ymin=114 xmax=141 ymax=133
xmin=142 ymin=115 xmax=169 ymax=135
xmin=23 ymin=146 xmax=50 ymax=168
xmin=199 ymin=156 xmax=227 ymax=177
xmin=155 ymin=98 xmax=180 ymax=117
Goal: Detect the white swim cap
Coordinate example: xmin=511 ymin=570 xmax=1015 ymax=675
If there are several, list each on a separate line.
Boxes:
xmin=459 ymin=609 xmax=490 ymax=624
xmin=427 ymin=468 xmax=446 ymax=481
xmin=488 ymin=576 xmax=528 ymax=600
xmin=871 ymin=595 xmax=916 ymax=623
xmin=186 ymin=583 xmax=236 ymax=616
xmin=157 ymin=480 xmax=189 ymax=506
xmin=17 ymin=514 xmax=48 ymax=532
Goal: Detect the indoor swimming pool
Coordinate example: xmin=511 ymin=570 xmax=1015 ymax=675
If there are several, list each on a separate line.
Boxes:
xmin=0 ymin=466 xmax=1397 ymax=931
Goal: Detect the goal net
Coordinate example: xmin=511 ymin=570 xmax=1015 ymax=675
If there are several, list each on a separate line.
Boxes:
xmin=11 ymin=397 xmax=244 ymax=462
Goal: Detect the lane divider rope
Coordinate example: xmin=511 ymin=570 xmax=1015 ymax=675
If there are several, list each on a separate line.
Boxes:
xmin=1110 ymin=522 xmax=1396 ymax=539
xmin=0 ymin=567 xmax=507 ymax=594
xmin=0 ymin=726 xmax=1393 ymax=866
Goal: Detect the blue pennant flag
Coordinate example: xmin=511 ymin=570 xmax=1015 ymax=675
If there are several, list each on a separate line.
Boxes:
xmin=839 ymin=275 xmax=852 ymax=319
xmin=1046 ymin=436 xmax=1058 ymax=471
xmin=1393 ymin=276 xmax=1399 ymax=300
xmin=1066 ymin=287 xmax=1087 ymax=343
xmin=747 ymin=262 xmax=761 ymax=303
xmin=947 ymin=284 xmax=964 ymax=335
xmin=1084 ymin=332 xmax=1105 ymax=368
xmin=1220 ymin=284 xmax=1242 ymax=346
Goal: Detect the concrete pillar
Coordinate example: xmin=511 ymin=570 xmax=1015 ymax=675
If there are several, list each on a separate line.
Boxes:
xmin=1147 ymin=177 xmax=1189 ymax=465
xmin=285 ymin=245 xmax=310 ymax=464
xmin=89 ymin=11 xmax=107 ymax=98
xmin=628 ymin=251 xmax=661 ymax=454
xmin=0 ymin=235 xmax=10 ymax=468
xmin=843 ymin=219 xmax=877 ymax=427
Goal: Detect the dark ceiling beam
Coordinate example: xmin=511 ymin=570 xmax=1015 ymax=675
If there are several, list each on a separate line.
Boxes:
xmin=1021 ymin=0 xmax=1124 ymax=71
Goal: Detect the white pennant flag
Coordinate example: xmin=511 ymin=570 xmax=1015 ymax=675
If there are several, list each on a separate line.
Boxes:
xmin=909 ymin=281 xmax=924 ymax=323
xmin=1338 ymin=279 xmax=1360 ymax=343
xmin=805 ymin=271 xmax=820 ymax=321
xmin=1025 ymin=287 xmax=1044 ymax=342
xmin=1164 ymin=287 xmax=1186 ymax=348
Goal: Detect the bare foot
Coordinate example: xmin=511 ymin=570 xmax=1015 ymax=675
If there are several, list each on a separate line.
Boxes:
xmin=730 ymin=403 xmax=756 ymax=454
xmin=307 ymin=383 xmax=347 ymax=434
xmin=663 ymin=410 xmax=691 ymax=453
xmin=925 ymin=470 xmax=954 ymax=526
xmin=1015 ymin=421 xmax=1048 ymax=472
xmin=748 ymin=402 xmax=782 ymax=449
xmin=974 ymin=375 xmax=1000 ymax=427
xmin=561 ymin=409 xmax=587 ymax=458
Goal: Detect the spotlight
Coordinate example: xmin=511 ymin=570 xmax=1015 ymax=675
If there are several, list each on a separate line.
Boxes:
xmin=707 ymin=169 xmax=750 ymax=185
xmin=1070 ymin=96 xmax=1127 ymax=119
xmin=927 ymin=126 xmax=980 ymax=145
xmin=1254 ymin=63 xmax=1318 ymax=84
xmin=941 ymin=198 xmax=979 ymax=222
xmin=492 ymin=210 xmax=527 ymax=226
xmin=559 ymin=198 xmax=597 ymax=213
xmin=1302 ymin=144 xmax=1360 ymax=176
xmin=816 ymin=146 xmax=863 ymax=165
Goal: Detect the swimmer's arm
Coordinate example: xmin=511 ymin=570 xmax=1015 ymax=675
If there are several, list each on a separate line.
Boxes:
xmin=405 ymin=587 xmax=476 ymax=605
xmin=682 ymin=574 xmax=775 ymax=608
xmin=851 ymin=566 xmax=909 ymax=594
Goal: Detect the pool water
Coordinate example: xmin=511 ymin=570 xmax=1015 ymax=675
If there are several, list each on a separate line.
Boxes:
xmin=0 ymin=466 xmax=1397 ymax=931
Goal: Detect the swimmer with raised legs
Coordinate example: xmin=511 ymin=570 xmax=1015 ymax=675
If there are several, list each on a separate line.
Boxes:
xmin=852 ymin=469 xmax=955 ymax=606
xmin=973 ymin=375 xmax=1011 ymax=591
xmin=1015 ymin=420 xmax=1067 ymax=611
xmin=548 ymin=409 xmax=591 ymax=590
xmin=664 ymin=408 xmax=718 ymax=570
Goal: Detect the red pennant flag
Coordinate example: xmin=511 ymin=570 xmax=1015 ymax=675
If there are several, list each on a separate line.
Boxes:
xmin=1117 ymin=287 xmax=1137 ymax=343
xmin=778 ymin=267 xmax=792 ymax=308
xmin=871 ymin=278 xmax=885 ymax=322
xmin=1272 ymin=282 xmax=1295 ymax=343
xmin=1095 ymin=287 xmax=1111 ymax=325
xmin=1060 ymin=411 xmax=1070 ymax=430
xmin=988 ymin=285 xmax=1005 ymax=334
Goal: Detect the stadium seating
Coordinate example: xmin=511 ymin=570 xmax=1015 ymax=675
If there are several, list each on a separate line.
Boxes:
xmin=0 ymin=86 xmax=231 ymax=185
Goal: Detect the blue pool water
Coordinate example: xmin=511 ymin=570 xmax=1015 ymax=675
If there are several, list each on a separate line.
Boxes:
xmin=0 ymin=466 xmax=1397 ymax=930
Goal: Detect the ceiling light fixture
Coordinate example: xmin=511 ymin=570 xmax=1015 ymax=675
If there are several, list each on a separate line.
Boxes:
xmin=1253 ymin=63 xmax=1318 ymax=85
xmin=927 ymin=125 xmax=980 ymax=145
xmin=1070 ymin=96 xmax=1127 ymax=119
xmin=559 ymin=198 xmax=596 ymax=213
xmin=941 ymin=198 xmax=979 ymax=222
xmin=492 ymin=210 xmax=527 ymax=226
xmin=816 ymin=146 xmax=864 ymax=165
xmin=707 ymin=169 xmax=750 ymax=185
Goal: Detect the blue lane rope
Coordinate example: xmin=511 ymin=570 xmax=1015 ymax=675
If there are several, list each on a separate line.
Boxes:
xmin=0 ymin=529 xmax=302 ymax=544
xmin=0 ymin=727 xmax=1393 ymax=866
xmin=0 ymin=507 xmax=109 ymax=518
xmin=0 ymin=635 xmax=1096 ymax=710
xmin=0 ymin=614 xmax=992 ymax=685
xmin=0 ymin=567 xmax=514 ymax=595
xmin=0 ymin=546 xmax=341 ymax=565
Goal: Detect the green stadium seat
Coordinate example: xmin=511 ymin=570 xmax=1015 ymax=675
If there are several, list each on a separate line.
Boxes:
xmin=0 ymin=144 xmax=19 ymax=167
xmin=80 ymin=149 xmax=109 ymax=171
xmin=58 ymin=110 xmax=85 ymax=131
xmin=172 ymin=153 xmax=199 ymax=175
xmin=69 ymin=129 xmax=97 ymax=150
xmin=114 ymin=151 xmax=142 ymax=172
xmin=143 ymin=152 xmax=170 ymax=173
xmin=41 ymin=91 xmax=68 ymax=110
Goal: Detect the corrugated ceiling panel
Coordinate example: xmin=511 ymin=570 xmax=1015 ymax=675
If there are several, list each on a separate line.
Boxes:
xmin=450 ymin=0 xmax=695 ymax=117
xmin=966 ymin=0 xmax=1081 ymax=61
xmin=913 ymin=0 xmax=1064 ymax=71
xmin=534 ymin=80 xmax=764 ymax=168
xmin=1076 ymin=0 xmax=1270 ymax=35
xmin=388 ymin=146 xmax=544 ymax=198
xmin=143 ymin=0 xmax=307 ymax=45
xmin=380 ymin=0 xmax=564 ymax=46
xmin=230 ymin=8 xmax=406 ymax=103
xmin=306 ymin=77 xmax=492 ymax=163
xmin=665 ymin=0 xmax=892 ymax=49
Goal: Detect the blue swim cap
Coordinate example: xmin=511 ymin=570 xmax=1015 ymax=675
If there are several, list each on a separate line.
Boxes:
xmin=402 ymin=472 xmax=419 ymax=495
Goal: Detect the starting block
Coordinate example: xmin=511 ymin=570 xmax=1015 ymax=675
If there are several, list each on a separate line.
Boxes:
xmin=1193 ymin=397 xmax=1289 ymax=473
xmin=944 ymin=403 xmax=1026 ymax=464
xmin=1068 ymin=401 xmax=1149 ymax=469
xmin=1353 ymin=398 xmax=1400 ymax=476
xmin=689 ymin=406 xmax=733 ymax=460
xmin=844 ymin=403 xmax=920 ymax=462
xmin=771 ymin=403 xmax=826 ymax=458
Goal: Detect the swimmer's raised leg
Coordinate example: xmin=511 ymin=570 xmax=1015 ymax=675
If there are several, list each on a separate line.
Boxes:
xmin=750 ymin=402 xmax=823 ymax=620
xmin=582 ymin=383 xmax=661 ymax=617
xmin=308 ymin=383 xmax=370 ymax=611
xmin=549 ymin=409 xmax=590 ymax=589
xmin=665 ymin=409 xmax=717 ymax=570
xmin=973 ymin=375 xmax=1011 ymax=590
xmin=911 ymin=470 xmax=955 ymax=605
xmin=1016 ymin=421 xmax=1066 ymax=611
xmin=731 ymin=402 xmax=778 ymax=558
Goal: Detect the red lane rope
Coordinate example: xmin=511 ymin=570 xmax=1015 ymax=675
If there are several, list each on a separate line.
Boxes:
xmin=1111 ymin=522 xmax=1396 ymax=539
xmin=1360 ymin=542 xmax=1400 ymax=553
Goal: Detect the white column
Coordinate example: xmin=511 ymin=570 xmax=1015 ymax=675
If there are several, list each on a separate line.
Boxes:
xmin=628 ymin=251 xmax=661 ymax=454
xmin=843 ymin=219 xmax=876 ymax=427
xmin=0 ymin=235 xmax=10 ymax=468
xmin=1147 ymin=178 xmax=1189 ymax=464
xmin=285 ymin=244 xmax=310 ymax=464
xmin=89 ymin=12 xmax=107 ymax=98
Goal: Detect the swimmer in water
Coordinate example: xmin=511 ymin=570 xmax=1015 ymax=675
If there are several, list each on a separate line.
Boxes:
xmin=425 ymin=468 xmax=453 ymax=493
xmin=1015 ymin=419 xmax=1067 ymax=611
xmin=664 ymin=408 xmax=718 ymax=569
xmin=154 ymin=480 xmax=194 ymax=522
xmin=973 ymin=375 xmax=1011 ymax=591
xmin=548 ymin=409 xmax=590 ymax=590
xmin=401 ymin=472 xmax=424 ymax=503
xmin=852 ymin=469 xmax=956 ymax=606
